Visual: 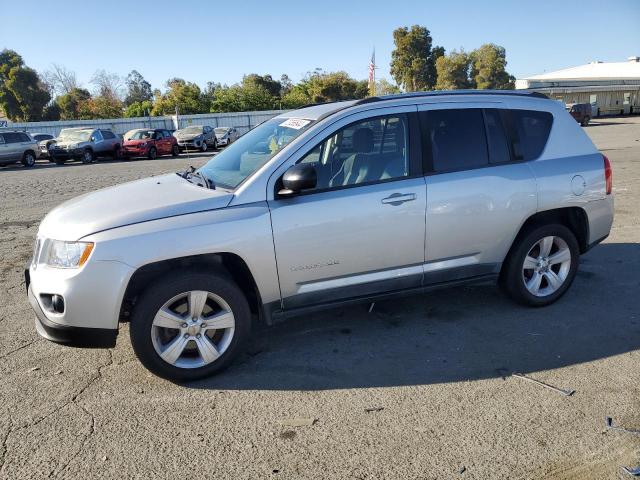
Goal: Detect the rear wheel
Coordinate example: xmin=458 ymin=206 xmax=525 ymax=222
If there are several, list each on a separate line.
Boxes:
xmin=581 ymin=116 xmax=590 ymax=126
xmin=172 ymin=144 xmax=180 ymax=157
xmin=22 ymin=151 xmax=36 ymax=168
xmin=200 ymin=141 xmax=208 ymax=152
xmin=130 ymin=271 xmax=251 ymax=382
xmin=148 ymin=147 xmax=157 ymax=160
xmin=501 ymin=224 xmax=579 ymax=307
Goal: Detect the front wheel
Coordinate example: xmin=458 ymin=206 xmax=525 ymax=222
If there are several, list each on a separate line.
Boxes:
xmin=81 ymin=149 xmax=94 ymax=164
xmin=581 ymin=116 xmax=590 ymax=126
xmin=200 ymin=141 xmax=208 ymax=152
xmin=172 ymin=144 xmax=180 ymax=157
xmin=22 ymin=151 xmax=36 ymax=168
xmin=130 ymin=271 xmax=251 ymax=382
xmin=500 ymin=224 xmax=579 ymax=307
xmin=148 ymin=147 xmax=157 ymax=160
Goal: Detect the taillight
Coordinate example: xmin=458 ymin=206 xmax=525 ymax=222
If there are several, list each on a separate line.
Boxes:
xmin=603 ymin=154 xmax=612 ymax=195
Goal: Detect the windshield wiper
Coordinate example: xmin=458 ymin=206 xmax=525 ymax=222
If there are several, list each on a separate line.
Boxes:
xmin=178 ymin=166 xmax=215 ymax=189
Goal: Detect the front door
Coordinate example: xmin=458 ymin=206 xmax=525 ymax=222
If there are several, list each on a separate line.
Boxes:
xmin=268 ymin=110 xmax=427 ymax=309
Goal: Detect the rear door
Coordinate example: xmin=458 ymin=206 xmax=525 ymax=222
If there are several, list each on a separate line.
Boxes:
xmin=268 ymin=107 xmax=427 ymax=309
xmin=0 ymin=134 xmax=8 ymax=163
xmin=419 ymin=105 xmax=538 ymax=283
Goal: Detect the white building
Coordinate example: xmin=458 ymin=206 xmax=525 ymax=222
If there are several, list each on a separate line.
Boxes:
xmin=516 ymin=56 xmax=640 ymax=116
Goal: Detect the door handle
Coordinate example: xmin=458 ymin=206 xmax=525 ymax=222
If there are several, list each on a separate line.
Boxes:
xmin=381 ymin=193 xmax=416 ymax=205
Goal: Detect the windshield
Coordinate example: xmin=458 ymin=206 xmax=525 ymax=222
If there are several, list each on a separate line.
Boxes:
xmin=214 ymin=127 xmax=229 ymax=134
xmin=197 ymin=117 xmax=313 ymax=189
xmin=178 ymin=126 xmax=203 ymax=135
xmin=59 ymin=130 xmax=92 ymax=142
xmin=129 ymin=130 xmax=154 ymax=140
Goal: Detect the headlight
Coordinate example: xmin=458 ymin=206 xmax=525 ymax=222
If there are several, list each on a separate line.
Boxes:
xmin=45 ymin=241 xmax=94 ymax=268
xmin=68 ymin=143 xmax=79 ymax=149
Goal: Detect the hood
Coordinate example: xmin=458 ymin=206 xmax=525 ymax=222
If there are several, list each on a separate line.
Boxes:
xmin=38 ymin=173 xmax=233 ymax=241
xmin=215 ymin=132 xmax=228 ymax=139
xmin=175 ymin=131 xmax=202 ymax=140
xmin=124 ymin=139 xmax=153 ymax=146
xmin=53 ymin=139 xmax=86 ymax=148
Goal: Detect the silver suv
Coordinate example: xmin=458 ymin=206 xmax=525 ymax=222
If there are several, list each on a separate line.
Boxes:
xmin=50 ymin=128 xmax=122 ymax=164
xmin=26 ymin=91 xmax=614 ymax=381
xmin=0 ymin=130 xmax=38 ymax=168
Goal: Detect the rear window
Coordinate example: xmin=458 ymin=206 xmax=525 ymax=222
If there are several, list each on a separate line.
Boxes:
xmin=509 ymin=109 xmax=553 ymax=161
xmin=420 ymin=109 xmax=488 ymax=172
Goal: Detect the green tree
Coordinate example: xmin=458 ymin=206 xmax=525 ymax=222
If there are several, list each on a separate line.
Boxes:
xmin=42 ymin=102 xmax=61 ymax=121
xmin=375 ymin=79 xmax=401 ymax=96
xmin=390 ymin=25 xmax=443 ymax=91
xmin=470 ymin=44 xmax=515 ymax=89
xmin=281 ymin=87 xmax=309 ymax=109
xmin=124 ymin=70 xmax=153 ymax=105
xmin=56 ymin=87 xmax=91 ymax=119
xmin=211 ymin=84 xmax=277 ymax=112
xmin=151 ymin=78 xmax=209 ymax=115
xmin=242 ymin=74 xmax=281 ymax=97
xmin=124 ymin=100 xmax=153 ymax=117
xmin=0 ymin=49 xmax=50 ymax=121
xmin=83 ymin=95 xmax=123 ymax=119
xmin=435 ymin=50 xmax=473 ymax=90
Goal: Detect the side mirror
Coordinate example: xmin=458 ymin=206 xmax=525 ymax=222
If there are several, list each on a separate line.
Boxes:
xmin=278 ymin=163 xmax=317 ymax=196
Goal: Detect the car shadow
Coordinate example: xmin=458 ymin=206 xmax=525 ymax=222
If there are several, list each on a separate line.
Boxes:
xmin=189 ymin=242 xmax=640 ymax=391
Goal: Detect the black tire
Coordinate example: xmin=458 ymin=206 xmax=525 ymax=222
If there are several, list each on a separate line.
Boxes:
xmin=81 ymin=149 xmax=94 ymax=164
xmin=21 ymin=151 xmax=36 ymax=168
xmin=581 ymin=116 xmax=590 ymax=126
xmin=130 ymin=271 xmax=251 ymax=382
xmin=112 ymin=146 xmax=122 ymax=160
xmin=200 ymin=141 xmax=208 ymax=152
xmin=172 ymin=144 xmax=180 ymax=157
xmin=148 ymin=147 xmax=157 ymax=160
xmin=212 ymin=139 xmax=218 ymax=150
xmin=500 ymin=224 xmax=579 ymax=307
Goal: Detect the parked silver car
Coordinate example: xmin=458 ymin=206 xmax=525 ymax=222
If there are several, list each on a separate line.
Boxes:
xmin=30 ymin=133 xmax=55 ymax=159
xmin=174 ymin=125 xmax=217 ymax=152
xmin=26 ymin=91 xmax=614 ymax=381
xmin=214 ymin=127 xmax=240 ymax=146
xmin=49 ymin=127 xmax=122 ymax=164
xmin=0 ymin=130 xmax=38 ymax=167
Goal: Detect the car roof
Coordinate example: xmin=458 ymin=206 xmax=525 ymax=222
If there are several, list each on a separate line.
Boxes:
xmin=277 ymin=90 xmax=551 ymax=121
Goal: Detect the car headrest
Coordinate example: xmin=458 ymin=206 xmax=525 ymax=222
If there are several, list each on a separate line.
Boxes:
xmin=352 ymin=128 xmax=374 ymax=153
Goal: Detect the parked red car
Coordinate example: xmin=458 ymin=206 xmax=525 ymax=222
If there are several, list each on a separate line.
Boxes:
xmin=122 ymin=129 xmax=180 ymax=159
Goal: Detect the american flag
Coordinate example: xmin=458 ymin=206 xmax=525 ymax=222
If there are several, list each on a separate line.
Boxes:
xmin=368 ymin=49 xmax=376 ymax=94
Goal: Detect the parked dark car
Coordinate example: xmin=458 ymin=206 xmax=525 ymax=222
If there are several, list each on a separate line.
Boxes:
xmin=568 ymin=103 xmax=592 ymax=126
xmin=50 ymin=128 xmax=122 ymax=164
xmin=122 ymin=129 xmax=180 ymax=159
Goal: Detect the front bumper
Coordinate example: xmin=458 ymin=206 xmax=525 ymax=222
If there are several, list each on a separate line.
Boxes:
xmin=177 ymin=139 xmax=202 ymax=149
xmin=26 ymin=251 xmax=134 ymax=346
xmin=28 ymin=283 xmax=117 ymax=348
xmin=50 ymin=148 xmax=83 ymax=160
xmin=122 ymin=146 xmax=149 ymax=157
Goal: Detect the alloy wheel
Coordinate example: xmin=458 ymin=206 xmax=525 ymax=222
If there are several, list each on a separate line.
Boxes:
xmin=151 ymin=290 xmax=236 ymax=369
xmin=522 ymin=236 xmax=572 ymax=297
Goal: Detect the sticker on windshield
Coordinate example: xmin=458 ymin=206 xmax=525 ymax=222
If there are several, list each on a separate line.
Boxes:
xmin=279 ymin=118 xmax=311 ymax=130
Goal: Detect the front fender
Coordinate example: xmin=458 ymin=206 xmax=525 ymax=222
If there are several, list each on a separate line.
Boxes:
xmin=82 ymin=202 xmax=281 ymax=305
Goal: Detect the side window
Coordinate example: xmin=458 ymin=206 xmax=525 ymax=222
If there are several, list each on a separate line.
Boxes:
xmin=3 ymin=133 xmax=21 ymax=144
xmin=102 ymin=130 xmax=115 ymax=139
xmin=0 ymin=134 xmax=5 ymax=144
xmin=421 ymin=109 xmax=488 ymax=172
xmin=91 ymin=130 xmax=103 ymax=142
xmin=509 ymin=109 xmax=553 ymax=161
xmin=162 ymin=130 xmax=171 ymax=138
xmin=297 ymin=114 xmax=410 ymax=190
xmin=484 ymin=109 xmax=511 ymax=164
xmin=19 ymin=133 xmax=31 ymax=142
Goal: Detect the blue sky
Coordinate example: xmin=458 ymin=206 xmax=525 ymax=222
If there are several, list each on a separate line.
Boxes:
xmin=2 ymin=0 xmax=639 ymax=92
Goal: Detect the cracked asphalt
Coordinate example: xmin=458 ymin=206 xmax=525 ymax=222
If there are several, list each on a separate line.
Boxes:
xmin=1 ymin=119 xmax=639 ymax=479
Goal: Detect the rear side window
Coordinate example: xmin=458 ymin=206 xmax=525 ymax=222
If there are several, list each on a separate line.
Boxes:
xmin=19 ymin=133 xmax=31 ymax=142
xmin=509 ymin=109 xmax=553 ymax=161
xmin=101 ymin=130 xmax=115 ymax=139
xmin=484 ymin=109 xmax=511 ymax=165
xmin=3 ymin=132 xmax=21 ymax=143
xmin=420 ymin=109 xmax=488 ymax=172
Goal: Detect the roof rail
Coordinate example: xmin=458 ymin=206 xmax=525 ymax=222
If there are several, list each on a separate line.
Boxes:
xmin=353 ymin=89 xmax=549 ymax=106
